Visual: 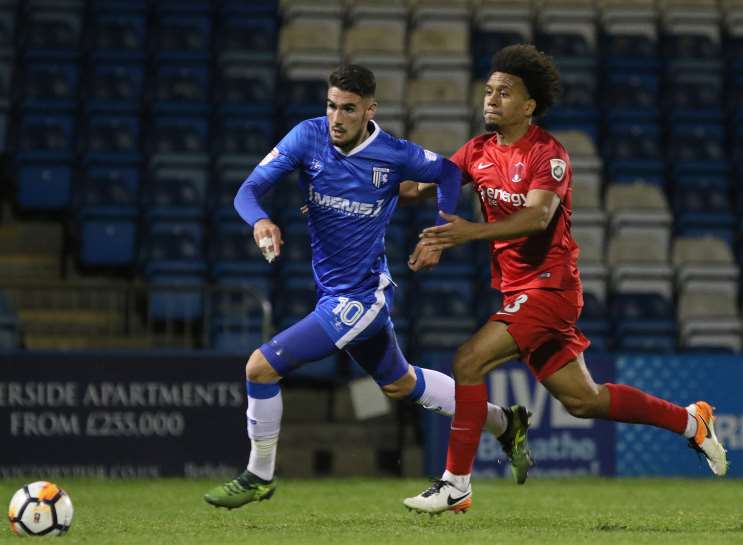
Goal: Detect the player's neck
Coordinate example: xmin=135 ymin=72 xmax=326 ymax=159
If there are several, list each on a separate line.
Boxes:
xmin=496 ymin=121 xmax=531 ymax=146
xmin=338 ymin=122 xmax=372 ymax=153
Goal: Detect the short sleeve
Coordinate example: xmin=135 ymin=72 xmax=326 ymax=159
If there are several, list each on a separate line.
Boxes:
xmin=449 ymin=142 xmax=472 ymax=183
xmin=527 ymin=146 xmax=571 ymax=200
xmin=266 ymin=121 xmax=309 ymax=170
xmin=400 ymin=141 xmax=444 ymax=182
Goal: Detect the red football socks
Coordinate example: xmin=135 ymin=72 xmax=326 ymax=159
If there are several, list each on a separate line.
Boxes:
xmin=445 ymin=383 xmax=489 ymax=475
xmin=606 ymin=383 xmax=687 ymax=434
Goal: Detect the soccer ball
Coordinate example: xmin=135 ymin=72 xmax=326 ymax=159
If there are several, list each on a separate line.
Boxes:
xmin=7 ymin=482 xmax=73 ymax=537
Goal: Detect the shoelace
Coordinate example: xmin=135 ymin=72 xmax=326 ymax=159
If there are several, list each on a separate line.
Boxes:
xmin=224 ymin=480 xmax=249 ymax=495
xmin=421 ymin=480 xmax=451 ymax=498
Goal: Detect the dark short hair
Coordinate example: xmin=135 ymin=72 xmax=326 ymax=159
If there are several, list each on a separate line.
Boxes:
xmin=328 ymin=64 xmax=376 ymax=98
xmin=490 ymin=44 xmax=561 ymax=117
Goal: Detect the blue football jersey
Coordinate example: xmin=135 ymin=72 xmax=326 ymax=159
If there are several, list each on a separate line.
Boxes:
xmin=237 ymin=117 xmax=460 ymax=298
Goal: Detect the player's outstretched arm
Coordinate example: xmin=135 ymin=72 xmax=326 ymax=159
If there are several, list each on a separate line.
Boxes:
xmin=420 ymin=189 xmax=560 ymax=250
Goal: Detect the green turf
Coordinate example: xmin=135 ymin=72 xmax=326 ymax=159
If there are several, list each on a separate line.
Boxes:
xmin=1 ymin=478 xmax=741 ymax=545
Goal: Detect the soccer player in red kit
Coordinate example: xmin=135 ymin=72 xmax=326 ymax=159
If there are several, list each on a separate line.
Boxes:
xmin=401 ymin=44 xmax=728 ymax=514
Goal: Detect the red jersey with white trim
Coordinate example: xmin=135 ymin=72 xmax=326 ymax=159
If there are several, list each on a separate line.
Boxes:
xmin=450 ymin=125 xmax=581 ymax=294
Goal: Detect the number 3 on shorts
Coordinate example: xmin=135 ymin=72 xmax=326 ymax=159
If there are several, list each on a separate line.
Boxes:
xmin=331 ymin=297 xmax=365 ymax=326
xmin=503 ymin=294 xmax=528 ymax=313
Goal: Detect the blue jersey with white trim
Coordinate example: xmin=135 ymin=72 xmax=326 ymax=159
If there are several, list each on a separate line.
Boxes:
xmin=241 ymin=116 xmax=457 ymax=298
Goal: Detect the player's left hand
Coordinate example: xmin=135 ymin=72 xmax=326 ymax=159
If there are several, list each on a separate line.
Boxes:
xmin=408 ymin=241 xmax=442 ymax=271
xmin=419 ymin=211 xmax=480 ymax=250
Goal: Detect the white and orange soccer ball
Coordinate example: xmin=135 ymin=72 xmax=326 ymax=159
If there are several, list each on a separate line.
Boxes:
xmin=7 ymin=481 xmax=73 ymax=537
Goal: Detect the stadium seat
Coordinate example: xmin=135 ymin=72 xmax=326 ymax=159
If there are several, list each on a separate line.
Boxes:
xmin=406 ymin=76 xmax=469 ymax=124
xmin=667 ymin=123 xmax=728 ymax=176
xmin=409 ymin=18 xmax=470 ymax=78
xmin=217 ymin=11 xmax=277 ymax=64
xmin=83 ymin=115 xmax=141 ymax=164
xmin=407 ymin=121 xmax=469 ymax=157
xmin=153 ymin=63 xmax=210 ymax=114
xmin=211 ymin=221 xmax=273 ymax=278
xmin=603 ymin=123 xmax=664 ymax=183
xmin=672 ymin=236 xmax=739 ymax=298
xmin=155 ymin=13 xmax=211 ymax=62
xmin=84 ymin=63 xmax=144 ymax=113
xmin=542 ymin=69 xmax=599 ymax=137
xmin=148 ymin=274 xmax=205 ymax=322
xmin=22 ymin=5 xmax=82 ymax=60
xmin=678 ymin=289 xmax=742 ymax=352
xmin=16 ymin=164 xmax=71 ymax=211
xmin=0 ymin=8 xmax=16 ymax=59
xmin=0 ymin=60 xmax=12 ymax=109
xmin=672 ymin=177 xmax=735 ymax=238
xmin=215 ymin=117 xmax=273 ymax=165
xmin=665 ymin=72 xmax=723 ymax=123
xmin=77 ymin=166 xmax=139 ymax=268
xmin=20 ymin=62 xmax=78 ymax=111
xmin=216 ymin=61 xmax=275 ymax=116
xmin=605 ymin=182 xmax=672 ymax=237
xmin=611 ymin=292 xmax=676 ymax=340
xmin=149 ymin=116 xmax=209 ymax=167
xmin=578 ymin=292 xmax=610 ymax=343
xmin=604 ymin=74 xmax=659 ymax=122
xmin=608 ymin=229 xmax=673 ymax=299
xmin=414 ymin=279 xmax=477 ymax=334
xmin=279 ymin=18 xmax=342 ymax=74
xmin=142 ymin=221 xmax=207 ymax=276
xmin=88 ymin=10 xmax=146 ymax=61
xmin=143 ymin=167 xmax=208 ymax=221
xmin=281 ymin=221 xmax=313 ymax=278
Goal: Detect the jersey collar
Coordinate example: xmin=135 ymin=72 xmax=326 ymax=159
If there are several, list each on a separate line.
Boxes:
xmin=333 ymin=120 xmax=380 ymax=157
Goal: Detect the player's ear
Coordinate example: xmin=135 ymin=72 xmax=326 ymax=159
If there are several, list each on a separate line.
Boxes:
xmin=524 ymin=98 xmax=536 ymax=117
xmin=366 ymin=99 xmax=377 ymax=119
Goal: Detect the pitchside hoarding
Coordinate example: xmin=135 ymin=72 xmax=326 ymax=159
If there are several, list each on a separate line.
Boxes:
xmin=0 ymin=353 xmax=248 ymax=479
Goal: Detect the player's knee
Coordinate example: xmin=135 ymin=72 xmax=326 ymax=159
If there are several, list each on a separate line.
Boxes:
xmin=245 ymin=350 xmax=278 ymax=383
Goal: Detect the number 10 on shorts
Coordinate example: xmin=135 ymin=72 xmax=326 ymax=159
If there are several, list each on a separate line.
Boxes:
xmin=332 ymin=297 xmax=365 ymax=326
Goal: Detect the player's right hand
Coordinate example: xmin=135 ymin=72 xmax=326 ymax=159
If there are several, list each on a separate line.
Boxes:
xmin=408 ymin=241 xmax=442 ymax=272
xmin=253 ymin=218 xmax=283 ymax=263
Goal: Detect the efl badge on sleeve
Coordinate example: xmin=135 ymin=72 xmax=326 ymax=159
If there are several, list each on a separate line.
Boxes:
xmin=550 ymin=158 xmax=566 ymax=182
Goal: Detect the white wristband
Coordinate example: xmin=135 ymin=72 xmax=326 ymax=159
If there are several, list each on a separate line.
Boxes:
xmin=258 ymin=236 xmax=276 ymax=263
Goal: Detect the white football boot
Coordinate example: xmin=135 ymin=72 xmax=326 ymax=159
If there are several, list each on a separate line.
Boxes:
xmin=403 ymin=480 xmax=472 ymax=515
xmin=687 ymin=401 xmax=728 ymax=477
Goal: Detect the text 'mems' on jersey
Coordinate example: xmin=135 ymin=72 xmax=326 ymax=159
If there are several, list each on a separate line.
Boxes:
xmin=451 ymin=125 xmax=581 ymax=294
xmin=242 ymin=117 xmax=459 ymax=297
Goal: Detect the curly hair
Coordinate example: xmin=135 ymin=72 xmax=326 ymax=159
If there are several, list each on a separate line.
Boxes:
xmin=489 ymin=44 xmax=561 ymax=117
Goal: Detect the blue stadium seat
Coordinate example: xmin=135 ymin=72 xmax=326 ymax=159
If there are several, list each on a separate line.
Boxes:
xmin=730 ymin=76 xmax=743 ymax=124
xmin=149 ymin=116 xmax=209 ymax=166
xmin=216 ymin=13 xmax=276 ymax=64
xmin=666 ymin=72 xmax=723 ymax=123
xmin=153 ymin=63 xmax=210 ymax=114
xmin=668 ymin=123 xmax=728 ymax=175
xmin=83 ymin=115 xmax=141 ymax=164
xmin=18 ymin=114 xmax=76 ymax=162
xmin=21 ymin=63 xmax=78 ymax=111
xmin=604 ymin=74 xmax=658 ymax=122
xmin=415 ymin=279 xmax=477 ymax=333
xmin=384 ymin=223 xmax=410 ymax=277
xmin=0 ymin=61 xmax=12 ymax=107
xmin=144 ymin=167 xmax=208 ymax=221
xmin=209 ymin=279 xmax=268 ymax=351
xmin=16 ymin=164 xmax=71 ymax=211
xmin=281 ymin=221 xmax=312 ymax=278
xmin=156 ymin=14 xmax=212 ymax=62
xmin=216 ymin=62 xmax=275 ymax=116
xmin=577 ymin=292 xmax=610 ymax=342
xmin=77 ymin=166 xmax=139 ymax=267
xmin=210 ymin=221 xmax=273 ymax=277
xmin=155 ymin=0 xmax=212 ymax=14
xmin=143 ymin=221 xmax=207 ymax=276
xmin=88 ymin=11 xmax=146 ymax=61
xmin=281 ymin=79 xmax=327 ymax=125
xmin=663 ymin=33 xmax=721 ymax=65
xmin=541 ymin=69 xmax=599 ymax=138
xmin=211 ymin=168 xmax=262 ymax=223
xmin=536 ymin=32 xmax=596 ymax=70
xmin=148 ymin=274 xmax=205 ymax=322
xmin=85 ymin=63 xmax=144 ymax=112
xmin=23 ymin=6 xmax=82 ymax=60
xmin=603 ymin=33 xmax=658 ymax=71
xmin=275 ymin=276 xmax=317 ymax=327
xmin=216 ymin=117 xmax=273 ymax=161
xmin=611 ymin=293 xmax=676 ymax=352
xmin=603 ymin=123 xmax=664 ymax=183
xmin=672 ymin=177 xmax=734 ymax=233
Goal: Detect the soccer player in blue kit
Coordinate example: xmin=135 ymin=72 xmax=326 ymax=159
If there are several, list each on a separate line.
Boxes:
xmin=204 ymin=65 xmax=533 ymax=509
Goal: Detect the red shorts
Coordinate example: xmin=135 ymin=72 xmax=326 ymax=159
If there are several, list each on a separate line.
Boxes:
xmin=490 ymin=288 xmax=590 ymax=382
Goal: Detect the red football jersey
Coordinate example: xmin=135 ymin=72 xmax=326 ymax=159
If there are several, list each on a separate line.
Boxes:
xmin=450 ymin=125 xmax=582 ymax=294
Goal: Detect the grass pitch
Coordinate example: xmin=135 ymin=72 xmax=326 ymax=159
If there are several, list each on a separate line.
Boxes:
xmin=0 ymin=478 xmax=741 ymax=545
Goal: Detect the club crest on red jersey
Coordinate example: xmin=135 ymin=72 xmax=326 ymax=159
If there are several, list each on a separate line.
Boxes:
xmin=550 ymin=158 xmax=566 ymax=181
xmin=510 ymin=161 xmax=525 ymax=183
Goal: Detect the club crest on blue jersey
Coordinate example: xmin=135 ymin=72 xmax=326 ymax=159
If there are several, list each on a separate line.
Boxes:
xmin=372 ymin=167 xmax=390 ymax=188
